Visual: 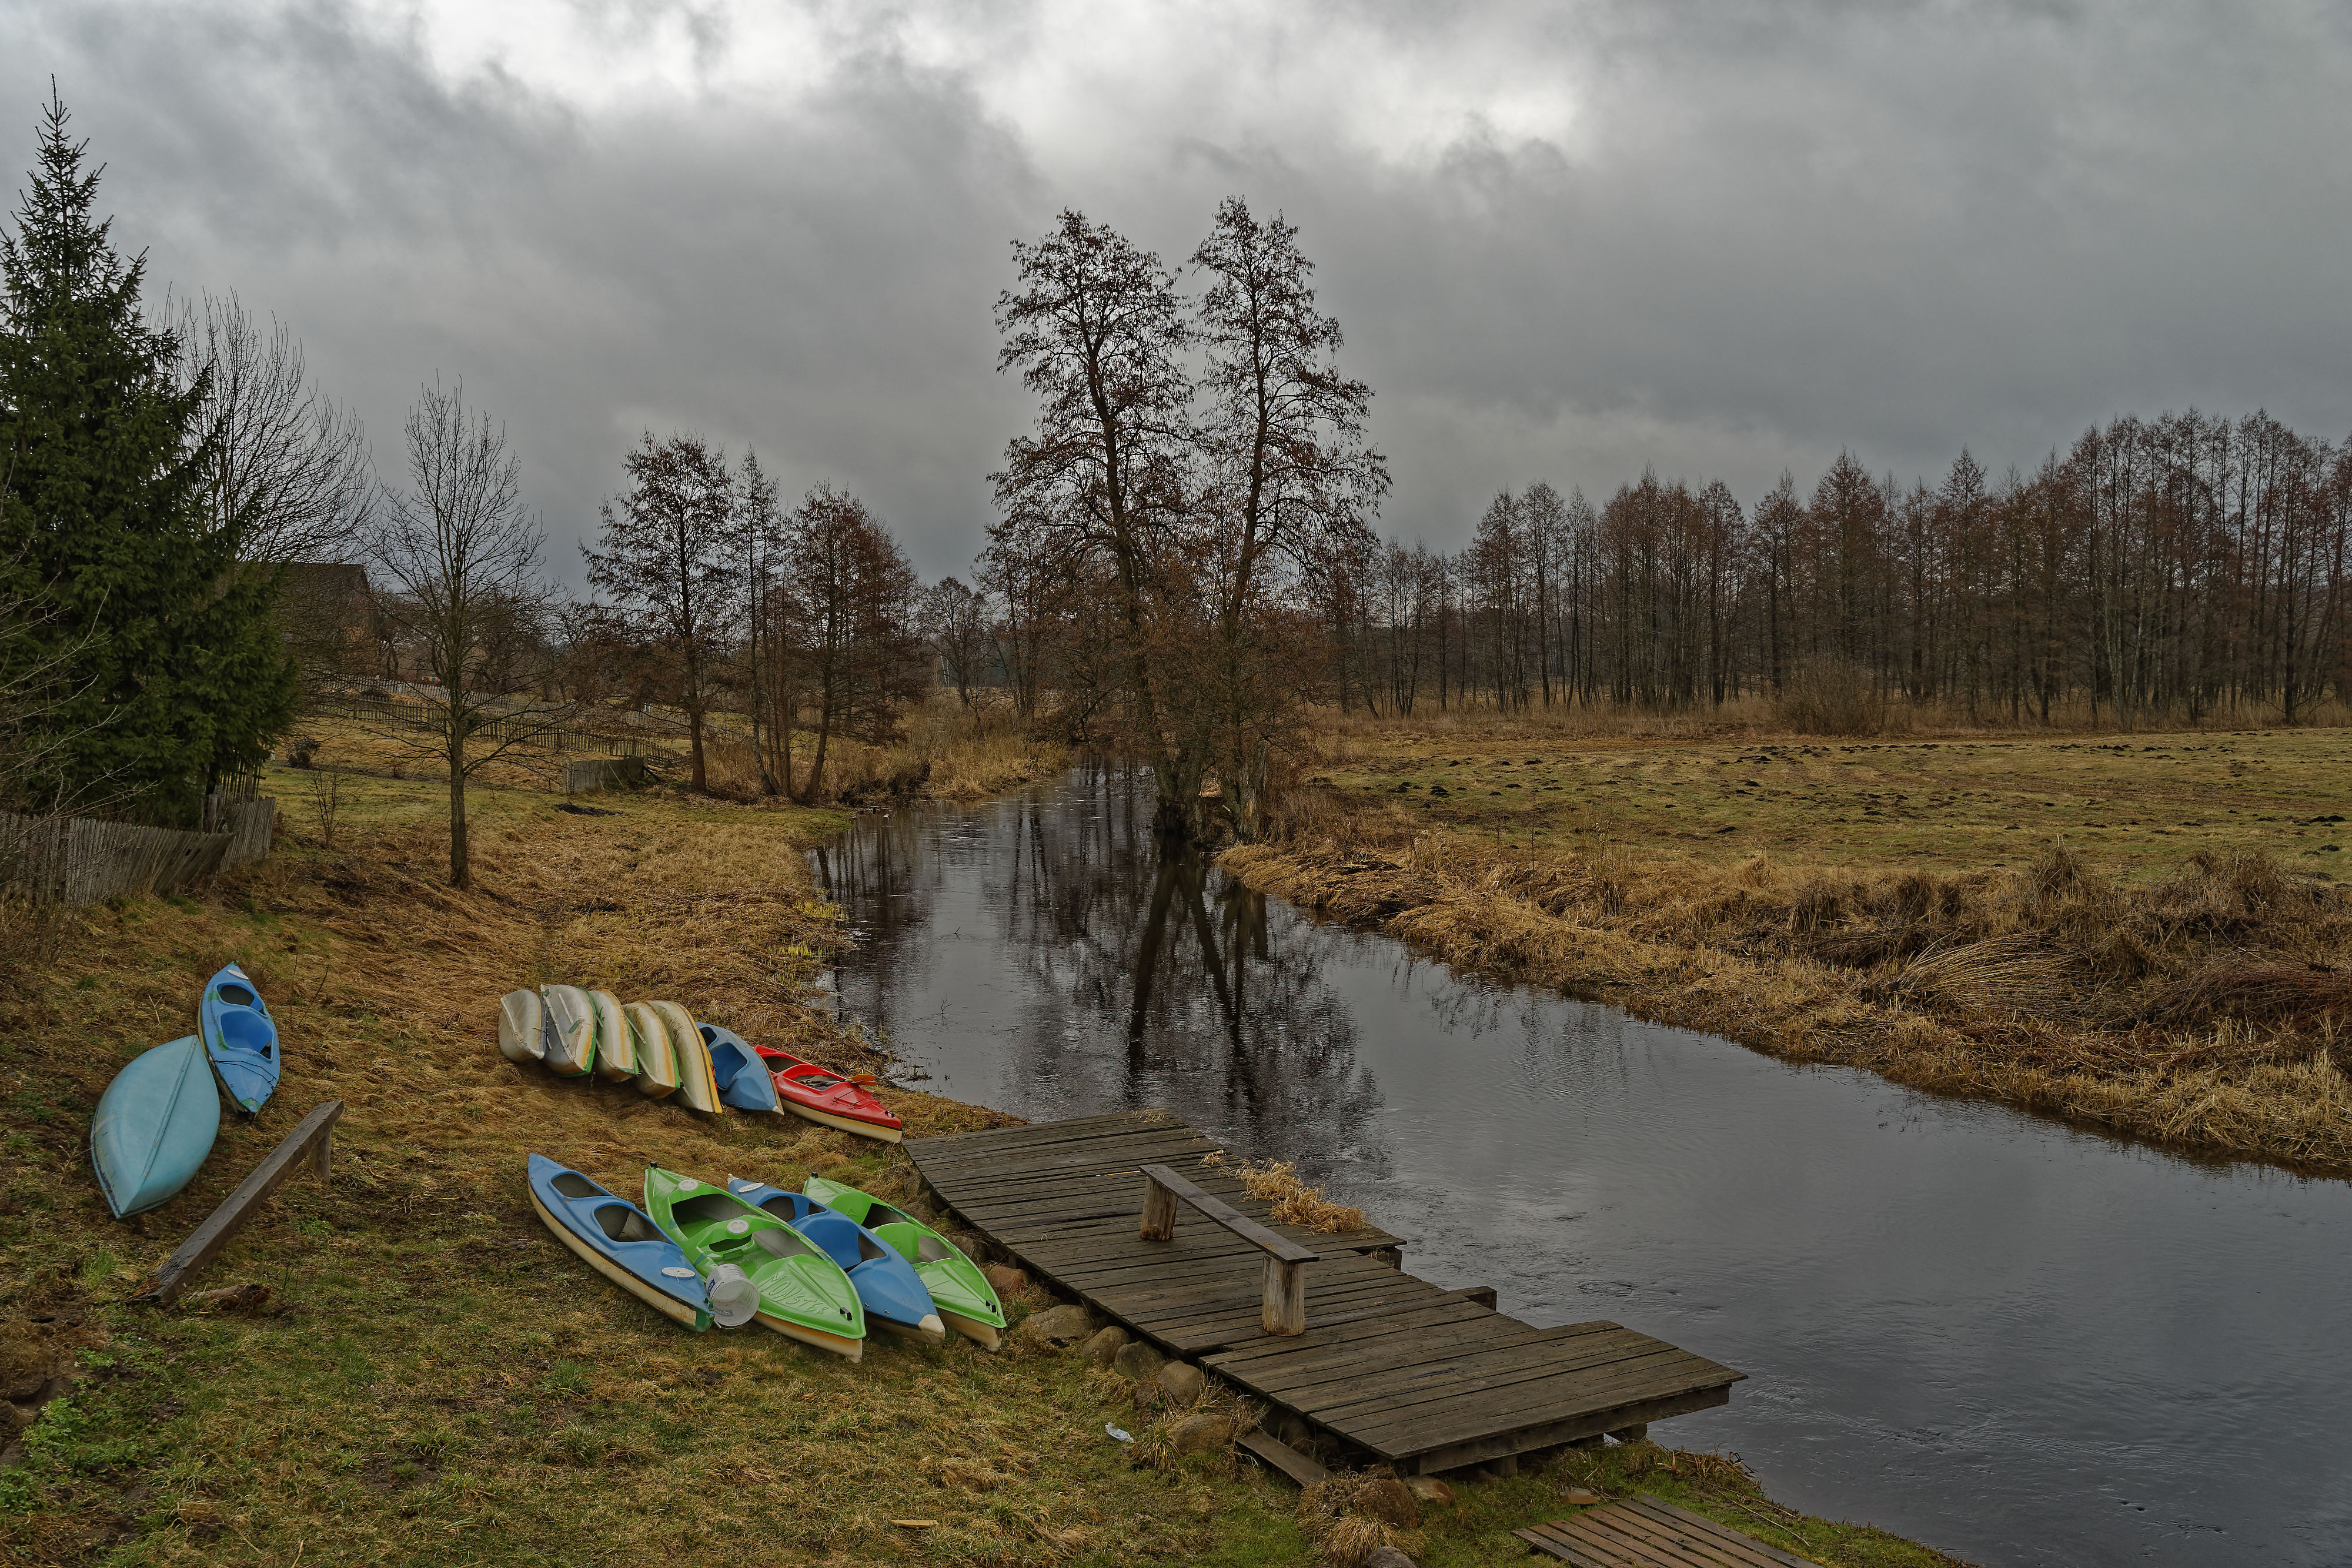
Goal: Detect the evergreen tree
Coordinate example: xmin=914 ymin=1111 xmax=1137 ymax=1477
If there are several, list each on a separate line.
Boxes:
xmin=0 ymin=91 xmax=293 ymax=822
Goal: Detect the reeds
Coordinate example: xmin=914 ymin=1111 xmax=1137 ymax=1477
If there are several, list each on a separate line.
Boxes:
xmin=1226 ymin=824 xmax=2352 ymax=1173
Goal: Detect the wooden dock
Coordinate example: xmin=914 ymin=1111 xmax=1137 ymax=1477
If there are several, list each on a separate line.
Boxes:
xmin=906 ymin=1112 xmax=1745 ymax=1476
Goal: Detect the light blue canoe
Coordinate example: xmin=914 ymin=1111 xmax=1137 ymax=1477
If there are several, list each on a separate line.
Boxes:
xmin=91 ymin=1035 xmax=220 ymax=1219
xmin=201 ymin=962 xmax=280 ymax=1114
xmin=525 ymin=1154 xmax=756 ymax=1332
xmin=699 ymin=1022 xmax=783 ymax=1114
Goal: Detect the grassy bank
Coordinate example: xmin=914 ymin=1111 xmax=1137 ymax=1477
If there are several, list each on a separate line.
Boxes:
xmin=3 ymin=755 xmax=1963 ymax=1566
xmin=1228 ymin=720 xmax=2352 ymax=1174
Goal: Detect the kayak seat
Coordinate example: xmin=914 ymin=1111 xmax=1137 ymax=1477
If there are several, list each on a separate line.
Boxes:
xmin=218 ymin=983 xmax=258 ymax=1008
xmin=550 ymin=1173 xmax=603 ymax=1200
xmin=751 ymin=1228 xmax=820 ymax=1263
xmin=215 ymin=1010 xmax=275 ymax=1057
xmin=590 ymin=1202 xmax=664 ymax=1245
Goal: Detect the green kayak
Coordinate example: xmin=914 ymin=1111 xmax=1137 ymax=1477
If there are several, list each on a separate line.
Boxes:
xmin=643 ymin=1166 xmax=866 ymax=1360
xmin=804 ymin=1176 xmax=1005 ymax=1350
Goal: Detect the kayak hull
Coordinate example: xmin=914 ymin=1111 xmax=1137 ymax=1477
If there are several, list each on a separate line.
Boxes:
xmin=589 ymin=989 xmax=635 ymax=1081
xmin=650 ymin=1003 xmax=720 ymax=1114
xmin=754 ymin=1045 xmax=903 ymax=1142
xmin=802 ymin=1176 xmax=1005 ymax=1348
xmin=497 ymin=989 xmax=546 ymax=1064
xmin=200 ymin=963 xmax=280 ymax=1114
xmin=526 ymin=1155 xmax=710 ymax=1330
xmin=700 ymin=1024 xmax=783 ymax=1114
xmin=540 ymin=986 xmax=599 ymax=1076
xmin=727 ymin=1178 xmax=944 ymax=1346
xmin=91 ymin=1036 xmax=220 ymax=1219
xmin=642 ymin=1166 xmax=864 ymax=1358
xmin=624 ymin=1002 xmax=680 ymax=1098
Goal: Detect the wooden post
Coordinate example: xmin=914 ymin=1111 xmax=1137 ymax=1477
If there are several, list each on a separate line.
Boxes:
xmin=1262 ymin=1255 xmax=1308 ymax=1336
xmin=1139 ymin=1169 xmax=1178 ymax=1242
xmin=144 ymin=1101 xmax=344 ymax=1304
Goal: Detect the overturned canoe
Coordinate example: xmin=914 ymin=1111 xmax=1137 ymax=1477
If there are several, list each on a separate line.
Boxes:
xmin=649 ymin=1001 xmax=720 ymax=1114
xmin=526 ymin=1154 xmax=754 ymax=1331
xmin=589 ymin=989 xmax=636 ymax=1081
xmin=200 ymin=963 xmax=280 ymax=1115
xmin=803 ymin=1176 xmax=1004 ymax=1350
xmin=498 ymin=989 xmax=548 ymax=1065
xmin=624 ymin=1001 xmax=680 ymax=1098
xmin=756 ymin=1044 xmax=903 ymax=1143
xmin=91 ymin=1036 xmax=220 ymax=1219
xmin=728 ymin=1176 xmax=944 ymax=1346
xmin=541 ymin=985 xmax=599 ymax=1076
xmin=643 ymin=1166 xmax=864 ymax=1359
xmin=699 ymin=1022 xmax=782 ymax=1115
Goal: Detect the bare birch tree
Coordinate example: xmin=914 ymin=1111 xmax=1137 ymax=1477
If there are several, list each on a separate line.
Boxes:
xmin=368 ymin=380 xmax=566 ymax=888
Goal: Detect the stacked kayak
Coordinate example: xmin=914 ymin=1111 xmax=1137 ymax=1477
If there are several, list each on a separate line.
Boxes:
xmin=727 ymin=1176 xmax=944 ymax=1346
xmin=756 ymin=1045 xmax=903 ymax=1143
xmin=804 ymin=1176 xmax=1004 ymax=1350
xmin=700 ymin=1023 xmax=782 ymax=1114
xmin=91 ymin=1035 xmax=221 ymax=1219
xmin=526 ymin=1155 xmax=756 ymax=1331
xmin=200 ymin=963 xmax=279 ymax=1114
xmin=540 ymin=985 xmax=599 ymax=1076
xmin=643 ymin=1166 xmax=864 ymax=1360
xmin=652 ymin=1002 xmax=721 ymax=1114
xmin=624 ymin=1001 xmax=681 ymax=1098
xmin=589 ymin=990 xmax=634 ymax=1081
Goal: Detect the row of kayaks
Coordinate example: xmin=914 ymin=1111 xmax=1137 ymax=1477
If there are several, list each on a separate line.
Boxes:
xmin=527 ymin=1156 xmax=1005 ymax=1359
xmin=499 ymin=985 xmax=903 ymax=1142
xmin=91 ymin=963 xmax=286 ymax=1219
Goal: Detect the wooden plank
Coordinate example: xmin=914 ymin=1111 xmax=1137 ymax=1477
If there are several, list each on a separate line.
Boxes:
xmin=143 ymin=1102 xmax=344 ymax=1303
xmin=1393 ymin=1385 xmax=1733 ymax=1473
xmin=1345 ymin=1353 xmax=1739 ymax=1448
xmin=1570 ymin=1507 xmax=1752 ymax=1568
xmin=1517 ymin=1520 xmax=1640 ymax=1568
xmin=1236 ymin=1430 xmax=1329 ymax=1487
xmin=1217 ymin=1312 xmax=1595 ymax=1392
xmin=1628 ymin=1498 xmax=1820 ymax=1568
xmin=1137 ymin=1164 xmax=1321 ymax=1262
xmin=1303 ymin=1337 xmax=1713 ymax=1423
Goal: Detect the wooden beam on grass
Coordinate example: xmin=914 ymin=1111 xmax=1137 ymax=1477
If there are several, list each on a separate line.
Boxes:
xmin=143 ymin=1101 xmax=344 ymax=1304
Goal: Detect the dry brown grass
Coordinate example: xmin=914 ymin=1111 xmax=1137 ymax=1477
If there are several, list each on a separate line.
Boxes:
xmin=1231 ymin=1160 xmax=1368 ymax=1235
xmin=1227 ymin=822 xmax=2352 ymax=1174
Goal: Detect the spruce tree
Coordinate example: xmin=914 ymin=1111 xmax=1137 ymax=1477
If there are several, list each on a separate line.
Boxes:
xmin=0 ymin=91 xmax=293 ymax=823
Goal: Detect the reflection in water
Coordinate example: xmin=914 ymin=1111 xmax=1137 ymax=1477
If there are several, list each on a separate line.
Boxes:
xmin=810 ymin=762 xmax=1391 ymax=1186
xmin=814 ymin=765 xmax=2352 ymax=1568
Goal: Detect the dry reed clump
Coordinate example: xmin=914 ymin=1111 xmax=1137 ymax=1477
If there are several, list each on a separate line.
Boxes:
xmin=1225 ymin=823 xmax=2352 ymax=1172
xmin=1232 ymin=1159 xmax=1367 ymax=1233
xmin=690 ymin=710 xmax=1065 ymax=807
xmin=1296 ymin=1470 xmax=1427 ymax=1568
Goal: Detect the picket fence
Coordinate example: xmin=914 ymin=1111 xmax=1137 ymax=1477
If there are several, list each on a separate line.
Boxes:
xmin=0 ymin=793 xmax=276 ymax=907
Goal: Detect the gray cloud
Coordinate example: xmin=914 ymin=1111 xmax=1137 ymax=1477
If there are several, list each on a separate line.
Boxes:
xmin=5 ymin=0 xmax=2349 ymax=581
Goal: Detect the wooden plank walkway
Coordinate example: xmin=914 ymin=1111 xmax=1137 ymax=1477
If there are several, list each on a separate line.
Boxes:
xmin=1516 ymin=1495 xmax=1819 ymax=1566
xmin=907 ymin=1112 xmax=1745 ymax=1475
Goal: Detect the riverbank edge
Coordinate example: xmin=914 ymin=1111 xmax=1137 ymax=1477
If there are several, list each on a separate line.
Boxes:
xmin=1219 ymin=838 xmax=2352 ymax=1178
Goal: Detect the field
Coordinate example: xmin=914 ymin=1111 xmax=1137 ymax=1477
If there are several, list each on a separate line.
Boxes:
xmin=0 ymin=748 xmax=1962 ymax=1567
xmin=1227 ymin=719 xmax=2352 ymax=1174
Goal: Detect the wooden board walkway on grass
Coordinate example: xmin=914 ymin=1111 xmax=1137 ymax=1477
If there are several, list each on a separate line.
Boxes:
xmin=906 ymin=1111 xmax=1745 ymax=1476
xmin=1516 ymin=1494 xmax=1820 ymax=1566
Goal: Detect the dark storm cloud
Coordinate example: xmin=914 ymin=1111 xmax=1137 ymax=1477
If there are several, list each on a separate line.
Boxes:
xmin=5 ymin=1 xmax=2350 ymax=578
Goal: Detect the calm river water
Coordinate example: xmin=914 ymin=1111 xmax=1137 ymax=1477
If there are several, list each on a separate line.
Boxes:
xmin=810 ymin=764 xmax=2352 ymax=1568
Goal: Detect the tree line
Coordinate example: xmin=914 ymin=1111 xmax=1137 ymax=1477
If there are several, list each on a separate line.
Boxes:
xmin=1325 ymin=416 xmax=2352 ymax=731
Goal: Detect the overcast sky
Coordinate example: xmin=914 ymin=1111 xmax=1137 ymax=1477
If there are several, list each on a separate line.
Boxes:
xmin=6 ymin=0 xmax=2350 ymax=581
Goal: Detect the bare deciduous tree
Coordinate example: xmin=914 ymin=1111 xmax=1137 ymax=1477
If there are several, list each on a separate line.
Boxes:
xmin=776 ymin=483 xmax=923 ymax=804
xmin=585 ymin=433 xmax=740 ymax=793
xmin=918 ymin=576 xmax=990 ymax=708
xmin=368 ymin=379 xmax=567 ymax=888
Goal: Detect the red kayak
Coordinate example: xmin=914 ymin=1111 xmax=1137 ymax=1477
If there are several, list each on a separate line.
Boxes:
xmin=754 ymin=1045 xmax=904 ymax=1143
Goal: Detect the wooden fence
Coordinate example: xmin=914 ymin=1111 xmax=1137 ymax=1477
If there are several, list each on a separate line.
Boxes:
xmin=0 ymin=793 xmax=276 ymax=907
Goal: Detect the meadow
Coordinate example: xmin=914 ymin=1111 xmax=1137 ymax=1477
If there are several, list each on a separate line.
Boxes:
xmin=0 ymin=744 xmax=1961 ymax=1567
xmin=1229 ymin=716 xmax=2352 ymax=1175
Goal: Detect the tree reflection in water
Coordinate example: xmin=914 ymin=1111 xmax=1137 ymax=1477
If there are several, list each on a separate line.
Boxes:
xmin=810 ymin=760 xmax=1391 ymax=1185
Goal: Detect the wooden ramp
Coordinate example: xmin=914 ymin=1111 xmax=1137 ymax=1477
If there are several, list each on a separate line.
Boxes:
xmin=1516 ymin=1495 xmax=1818 ymax=1566
xmin=907 ymin=1112 xmax=1744 ymax=1476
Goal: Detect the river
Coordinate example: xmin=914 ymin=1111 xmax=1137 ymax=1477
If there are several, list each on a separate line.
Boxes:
xmin=810 ymin=763 xmax=2352 ymax=1568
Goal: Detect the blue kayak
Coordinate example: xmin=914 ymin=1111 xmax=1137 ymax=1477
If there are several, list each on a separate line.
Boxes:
xmin=525 ymin=1155 xmax=756 ymax=1332
xmin=91 ymin=1036 xmax=220 ymax=1218
xmin=726 ymin=1176 xmax=945 ymax=1346
xmin=699 ymin=1022 xmax=782 ymax=1114
xmin=200 ymin=962 xmax=280 ymax=1114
